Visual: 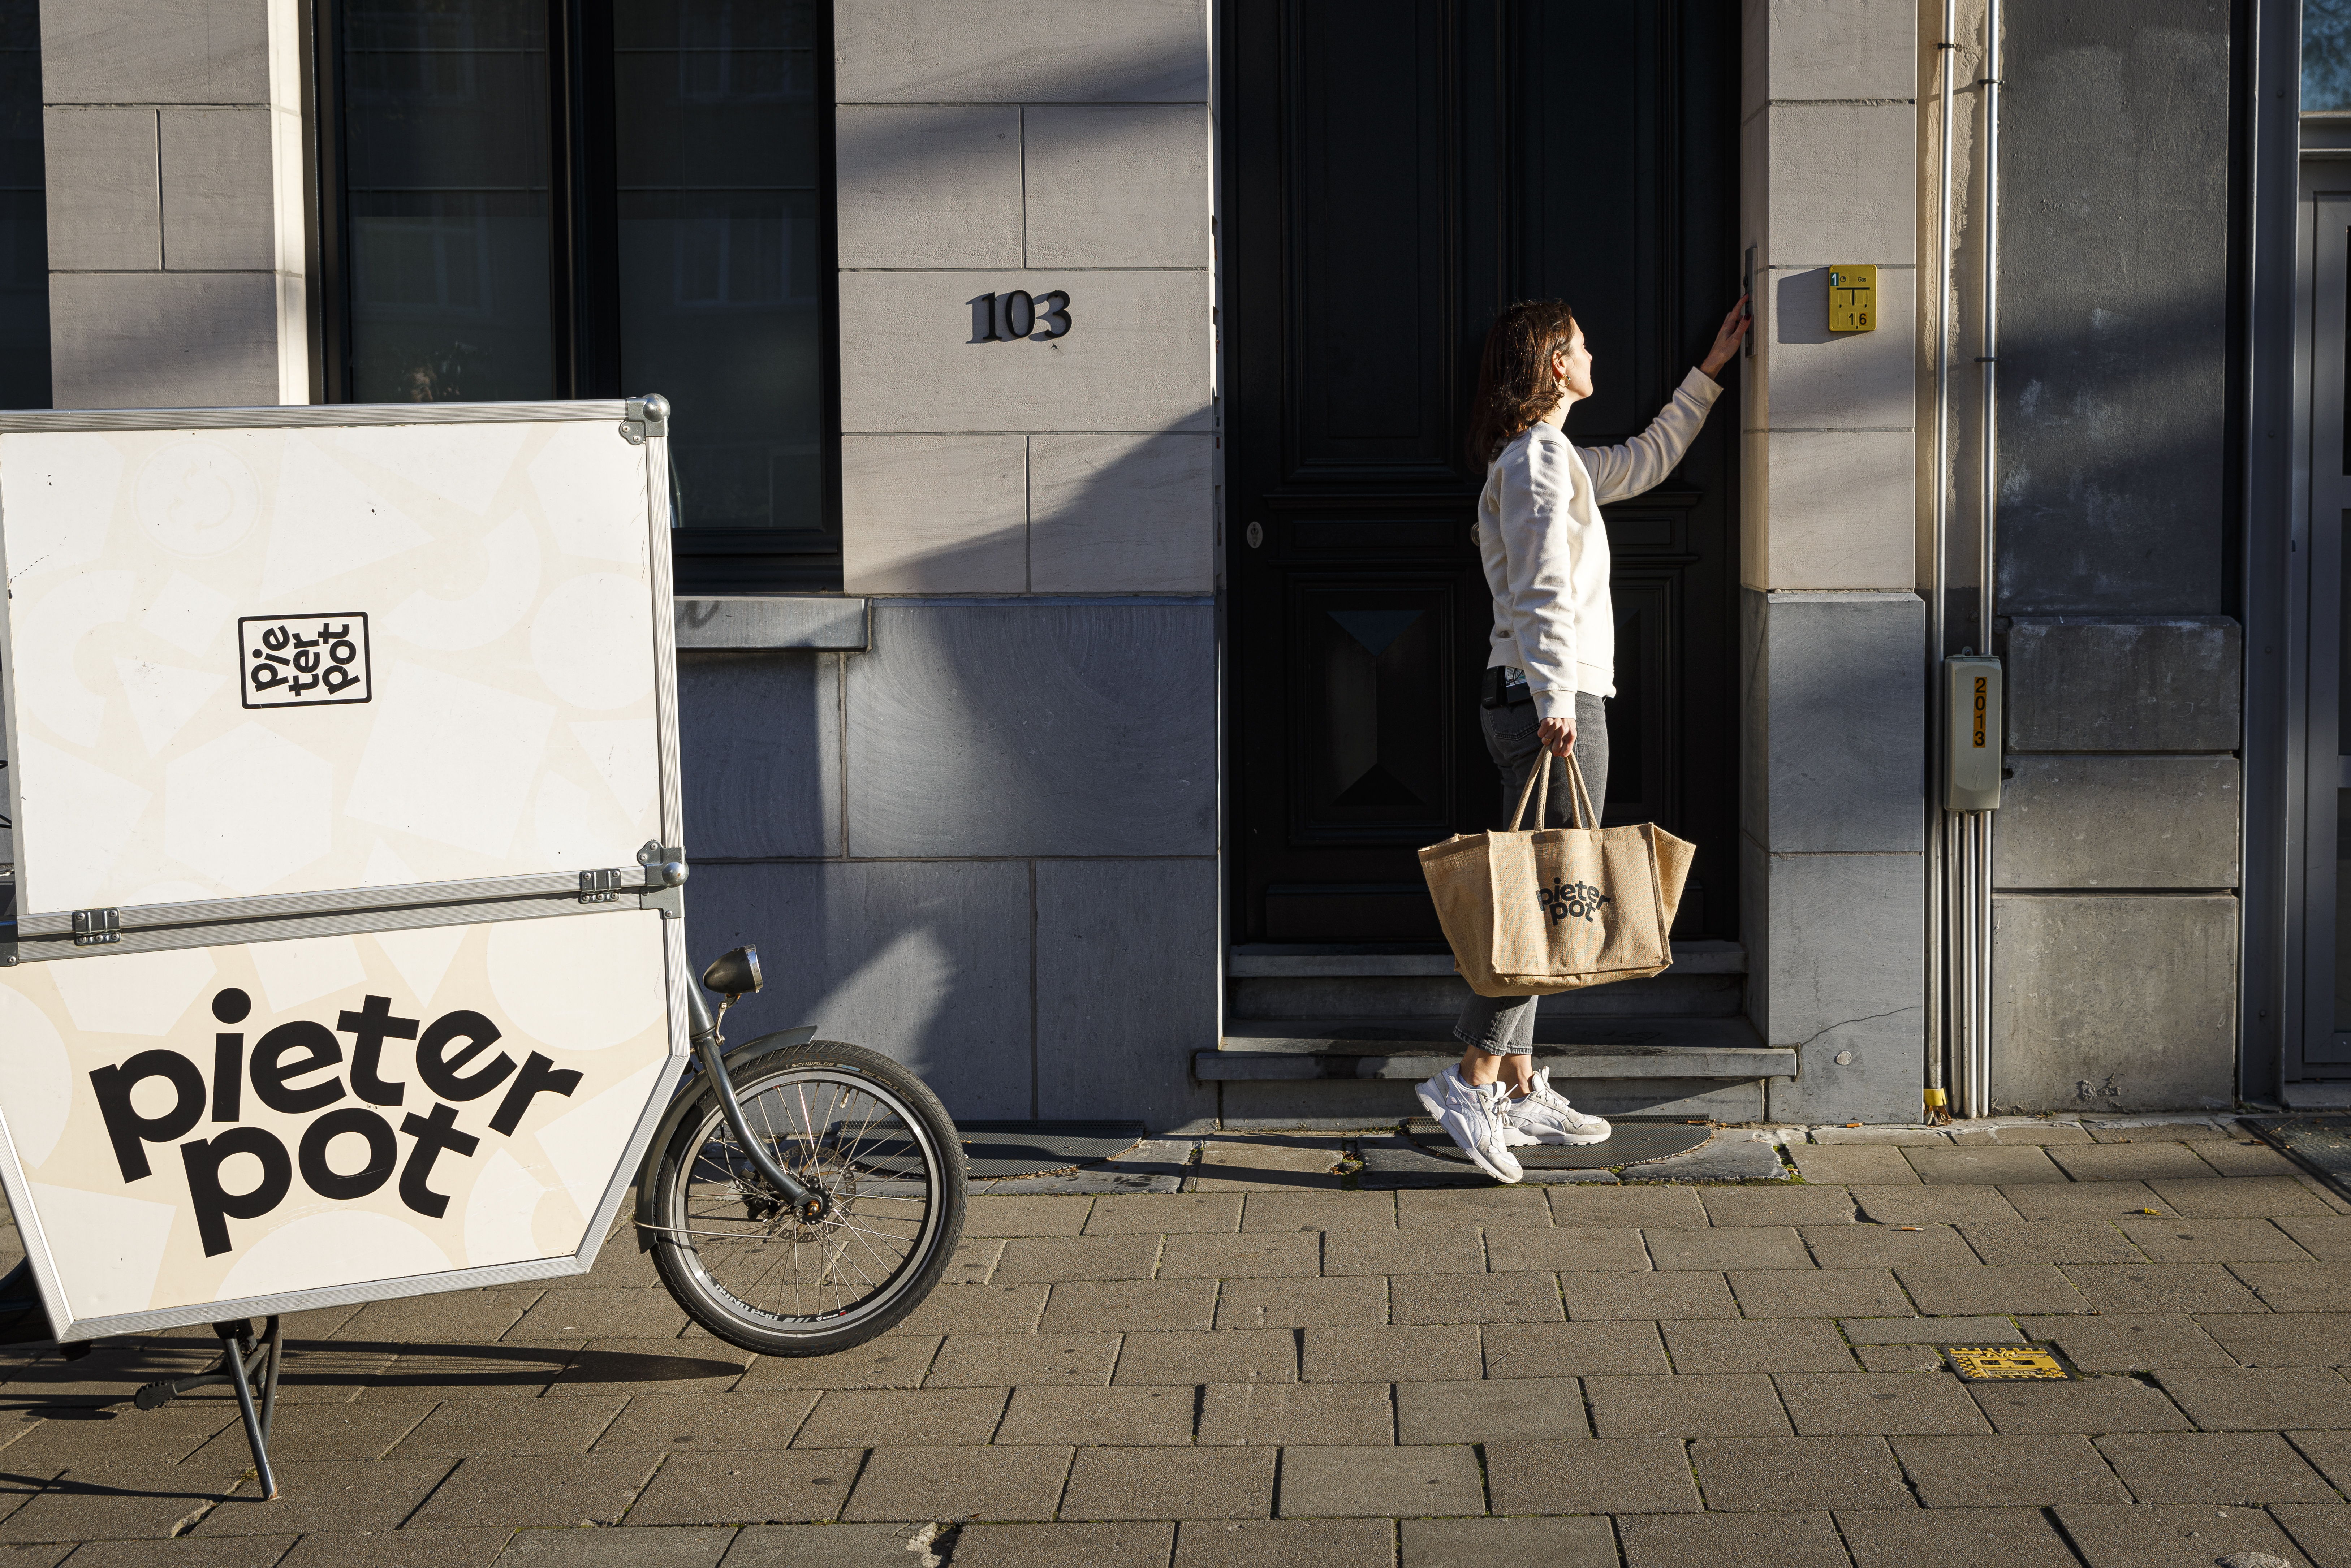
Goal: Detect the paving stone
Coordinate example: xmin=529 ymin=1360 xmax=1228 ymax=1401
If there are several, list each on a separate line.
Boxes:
xmin=1729 ymin=1267 xmax=1911 ymax=1319
xmin=1643 ymin=1226 xmax=1810 ymax=1270
xmin=1834 ymin=1506 xmax=2084 ymax=1567
xmin=789 ymin=1388 xmax=1008 ymax=1448
xmin=704 ymin=1524 xmax=942 ymax=1568
xmin=0 ymin=1408 xmax=235 ymax=1468
xmin=1239 ymin=1194 xmax=1397 ymax=1232
xmin=2152 ymin=1178 xmax=2338 ymax=1218
xmin=965 ymin=1198 xmax=1095 ymax=1237
xmin=1543 ymin=1186 xmax=1710 ymax=1227
xmin=842 ymin=1445 xmax=1074 ymax=1523
xmin=401 ymin=1453 xmax=660 ymax=1529
xmin=1616 ymin=1510 xmax=1852 ymax=1568
xmin=351 ymin=1343 xmax=564 ymax=1402
xmin=276 ymin=1528 xmax=514 ymax=1568
xmin=2232 ymin=1260 xmax=2351 ymax=1311
xmin=736 ymin=1337 xmax=940 ymax=1391
xmin=587 ymin=1393 xmax=821 ymax=1454
xmin=1841 ymin=1315 xmax=2023 ymax=1345
xmin=1585 ymin=1373 xmax=1790 ymax=1438
xmin=2000 ymin=1182 xmax=2170 ymax=1222
xmin=2194 ymin=1141 xmax=2308 ymax=1178
xmin=2053 ymin=1503 xmax=2316 ymax=1568
xmin=626 ymin=1450 xmax=865 ymax=1525
xmin=1908 ymin=1146 xmax=2067 ymax=1184
xmin=1157 ymin=1234 xmax=1318 ymax=1281
xmin=996 ymin=1385 xmax=1195 ymax=1445
xmin=1857 ymin=1344 xmax=1948 ymax=1371
xmin=1084 ymin=1195 xmax=1243 ymax=1235
xmin=1802 ymin=1222 xmax=1978 ymax=1269
xmin=506 ymin=1291 xmax=691 ymax=1342
xmin=894 ymin=1285 xmax=1050 ymax=1336
xmin=926 ymin=1335 xmax=1121 ymax=1389
xmin=43 ymin=1538 xmax=288 ymax=1567
xmin=1117 ymin=1330 xmax=1297 ymax=1386
xmin=1391 ymin=1377 xmax=1584 ymax=1442
xmin=2087 ymin=1122 xmax=2231 ymax=1143
xmin=1560 ymin=1272 xmax=1737 ymax=1320
xmin=1320 ymin=1228 xmax=1485 ymax=1278
xmin=1968 ymin=1377 xmax=2194 ymax=1434
xmin=1194 ymin=1136 xmax=1346 ymax=1192
xmin=1483 ymin=1437 xmax=1701 ymax=1513
xmin=1214 ymin=1277 xmax=1388 ymax=1330
xmin=1850 ymin=1185 xmax=2029 ymax=1226
xmin=0 ymin=1343 xmax=225 ymax=1411
xmin=1661 ymin=1318 xmax=1859 ymax=1374
xmin=1892 ymin=1431 xmax=2133 ymax=1505
xmin=2116 ymin=1218 xmax=2317 ymax=1264
xmin=1774 ymin=1371 xmax=1992 ymax=1434
xmin=1172 ymin=1517 xmax=1393 ymax=1567
xmin=1061 ymin=1445 xmax=1275 ymax=1520
xmin=0 ymin=1546 xmax=99 ymax=1568
xmin=2019 ymin=1314 xmax=2235 ymax=1372
xmin=1788 ymin=1145 xmax=1921 ymax=1185
xmin=1038 ymin=1280 xmax=1218 ymax=1332
xmin=1698 ymin=1187 xmax=1857 ymax=1226
xmin=543 ymin=1341 xmax=753 ymax=1400
xmin=2092 ymin=1430 xmax=2335 ymax=1504
xmin=1199 ymin=1382 xmax=1394 ymax=1446
xmin=950 ymin=1521 xmax=1175 ymax=1568
xmin=2198 ymin=1312 xmax=2351 ymax=1367
xmin=186 ymin=1461 xmax=455 ymax=1537
xmin=2158 ymin=1368 xmax=2351 ymax=1431
xmin=1690 ymin=1434 xmax=1915 ymax=1510
xmin=336 ymin=1292 xmax=546 ymax=1345
xmin=943 ymin=1237 xmax=1009 ymax=1287
xmin=1302 ymin=1325 xmax=1475 ymax=1384
xmin=1390 ymin=1273 xmax=1563 ymax=1326
xmin=1957 ymin=1221 xmax=2145 ymax=1265
xmin=2278 ymin=1216 xmax=2351 ymax=1261
xmin=1483 ymin=1321 xmax=1669 ymax=1378
xmin=1895 ymin=1264 xmax=2089 ymax=1315
xmin=375 ymin=1398 xmax=623 ymax=1461
xmin=2064 ymin=1263 xmax=2270 ymax=1314
xmin=2050 ymin=1143 xmax=2223 ymax=1183
xmin=2289 ymin=1427 xmax=2351 ymax=1490
xmin=1953 ymin=1123 xmax=2096 ymax=1145
xmin=1813 ymin=1127 xmax=1954 ymax=1145
xmin=179 ymin=1405 xmax=429 ymax=1468
xmin=1277 ymin=1443 xmax=1483 ymax=1518
xmin=1395 ymin=1189 xmax=1554 ymax=1229
xmin=2273 ymin=1506 xmax=2351 ymax=1568
xmin=993 ymin=1237 xmax=1163 ymax=1284
xmin=1480 ymin=1226 xmax=1648 ymax=1273
xmin=1399 ymin=1516 xmax=1618 ymax=1568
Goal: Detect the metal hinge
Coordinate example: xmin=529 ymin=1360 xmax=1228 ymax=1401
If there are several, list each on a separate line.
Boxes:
xmin=579 ymin=870 xmax=623 ymax=904
xmin=72 ymin=908 xmax=120 ymax=946
xmin=619 ymin=393 xmax=672 ymax=446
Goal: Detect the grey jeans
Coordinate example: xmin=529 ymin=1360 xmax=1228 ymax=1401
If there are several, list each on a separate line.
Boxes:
xmin=1453 ymin=690 xmax=1609 ymax=1055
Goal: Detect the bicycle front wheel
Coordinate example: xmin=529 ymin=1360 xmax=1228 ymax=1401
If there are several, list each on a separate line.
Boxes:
xmin=647 ymin=1040 xmax=966 ymax=1357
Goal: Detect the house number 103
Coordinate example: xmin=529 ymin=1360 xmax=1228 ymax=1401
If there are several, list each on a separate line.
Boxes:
xmin=970 ymin=290 xmax=1073 ymax=342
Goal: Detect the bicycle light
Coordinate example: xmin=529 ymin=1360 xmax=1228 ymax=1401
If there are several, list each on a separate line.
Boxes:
xmin=700 ymin=946 xmax=762 ymax=998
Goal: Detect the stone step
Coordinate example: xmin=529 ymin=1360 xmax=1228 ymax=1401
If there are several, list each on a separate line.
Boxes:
xmin=1201 ymin=1015 xmax=1791 ymax=1082
xmin=1226 ymin=941 xmax=1747 ymax=1021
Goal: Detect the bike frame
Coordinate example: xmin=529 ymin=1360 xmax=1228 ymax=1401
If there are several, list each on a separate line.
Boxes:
xmin=682 ymin=984 xmax=826 ymax=1218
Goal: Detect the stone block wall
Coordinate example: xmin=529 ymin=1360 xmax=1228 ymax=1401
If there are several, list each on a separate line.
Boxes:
xmin=1739 ymin=0 xmax=1927 ymax=1121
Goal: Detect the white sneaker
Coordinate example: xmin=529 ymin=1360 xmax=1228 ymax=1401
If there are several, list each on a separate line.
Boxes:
xmin=1414 ymin=1067 xmax=1525 ymax=1183
xmin=1505 ymin=1067 xmax=1612 ymax=1145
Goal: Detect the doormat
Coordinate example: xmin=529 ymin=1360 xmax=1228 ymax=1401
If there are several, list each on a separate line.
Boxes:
xmin=956 ymin=1121 xmax=1150 ymax=1179
xmin=2241 ymin=1116 xmax=2351 ymax=1202
xmin=1400 ymin=1117 xmax=1712 ymax=1170
xmin=1945 ymin=1346 xmax=2068 ymax=1381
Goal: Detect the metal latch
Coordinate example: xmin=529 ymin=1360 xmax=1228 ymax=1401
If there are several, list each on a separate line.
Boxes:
xmin=72 ymin=908 xmax=121 ymax=946
xmin=618 ymin=393 xmax=671 ymax=446
xmin=579 ymin=870 xmax=623 ymax=904
xmin=637 ymin=841 xmax=689 ymax=889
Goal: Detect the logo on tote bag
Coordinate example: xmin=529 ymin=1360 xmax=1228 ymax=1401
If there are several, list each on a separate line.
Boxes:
xmin=1536 ymin=878 xmax=1612 ymax=924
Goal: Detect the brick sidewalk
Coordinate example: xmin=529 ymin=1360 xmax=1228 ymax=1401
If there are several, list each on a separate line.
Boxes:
xmin=0 ymin=1119 xmax=2347 ymax=1566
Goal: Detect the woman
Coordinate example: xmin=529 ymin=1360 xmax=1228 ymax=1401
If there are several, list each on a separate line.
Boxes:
xmin=1417 ymin=295 xmax=1750 ymax=1182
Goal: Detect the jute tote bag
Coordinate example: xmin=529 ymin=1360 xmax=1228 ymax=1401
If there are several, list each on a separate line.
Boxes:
xmin=1419 ymin=749 xmax=1696 ymax=998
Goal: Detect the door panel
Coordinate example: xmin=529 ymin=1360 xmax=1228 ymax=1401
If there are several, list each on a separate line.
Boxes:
xmin=1225 ymin=0 xmax=1741 ymax=945
xmin=2296 ymin=190 xmax=2351 ymax=1071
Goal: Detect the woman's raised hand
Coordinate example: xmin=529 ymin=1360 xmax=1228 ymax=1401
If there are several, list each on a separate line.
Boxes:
xmin=1699 ymin=295 xmax=1751 ymax=378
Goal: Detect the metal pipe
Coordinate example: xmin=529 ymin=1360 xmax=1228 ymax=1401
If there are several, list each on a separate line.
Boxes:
xmin=1925 ymin=0 xmax=1959 ymax=1120
xmin=1965 ymin=0 xmax=2003 ymax=1118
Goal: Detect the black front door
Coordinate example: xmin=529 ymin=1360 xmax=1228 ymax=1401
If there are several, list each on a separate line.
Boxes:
xmin=1224 ymin=0 xmax=1741 ymax=944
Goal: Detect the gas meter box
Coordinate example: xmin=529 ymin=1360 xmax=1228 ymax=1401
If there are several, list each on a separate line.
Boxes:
xmin=1945 ymin=654 xmax=2004 ymax=812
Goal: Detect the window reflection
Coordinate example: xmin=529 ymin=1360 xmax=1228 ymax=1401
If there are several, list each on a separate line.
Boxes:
xmin=342 ymin=0 xmax=554 ymax=402
xmin=0 ymin=0 xmax=46 ymax=409
xmin=2311 ymin=0 xmax=2351 ymax=113
xmin=614 ymin=0 xmax=824 ymax=534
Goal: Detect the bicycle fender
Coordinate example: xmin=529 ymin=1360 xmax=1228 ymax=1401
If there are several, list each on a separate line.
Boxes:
xmin=633 ymin=1027 xmax=821 ymax=1250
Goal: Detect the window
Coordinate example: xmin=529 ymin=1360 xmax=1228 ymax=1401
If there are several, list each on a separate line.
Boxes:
xmin=0 ymin=0 xmax=46 ymax=409
xmin=319 ymin=0 xmax=837 ymax=589
xmin=2311 ymin=0 xmax=2351 ymax=113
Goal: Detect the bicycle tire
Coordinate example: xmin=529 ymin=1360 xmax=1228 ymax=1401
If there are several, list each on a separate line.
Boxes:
xmin=647 ymin=1040 xmax=966 ymax=1357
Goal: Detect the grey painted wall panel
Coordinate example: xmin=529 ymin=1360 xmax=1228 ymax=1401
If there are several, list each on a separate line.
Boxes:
xmin=834 ymin=0 xmax=1208 ymax=104
xmin=1034 ymin=858 xmax=1218 ymax=1131
xmin=1997 ymin=2 xmax=2232 ymax=613
xmin=846 ymin=601 xmax=1216 ymax=858
xmin=2005 ymin=618 xmax=2241 ymax=751
xmin=1997 ymin=755 xmax=2240 ymax=889
xmin=682 ymin=859 xmax=1034 ymax=1120
xmin=49 ymin=272 xmax=281 ymax=407
xmin=1745 ymin=591 xmax=1926 ymax=854
xmin=678 ymin=653 xmax=842 ymax=860
xmin=1748 ymin=845 xmax=1925 ymax=1125
xmin=41 ymin=0 xmax=270 ymax=104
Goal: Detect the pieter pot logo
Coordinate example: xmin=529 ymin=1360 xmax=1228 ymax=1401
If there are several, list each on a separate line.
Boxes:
xmin=1536 ymin=878 xmax=1611 ymax=925
xmin=91 ymin=986 xmax=584 ymax=1257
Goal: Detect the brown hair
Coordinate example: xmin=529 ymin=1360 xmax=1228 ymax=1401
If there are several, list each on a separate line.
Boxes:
xmin=1465 ymin=299 xmax=1579 ymax=468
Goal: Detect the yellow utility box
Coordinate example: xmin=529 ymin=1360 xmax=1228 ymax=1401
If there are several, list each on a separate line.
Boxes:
xmin=1828 ymin=265 xmax=1876 ymax=332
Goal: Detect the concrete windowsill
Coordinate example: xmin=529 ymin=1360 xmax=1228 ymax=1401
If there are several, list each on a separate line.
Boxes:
xmin=675 ymin=596 xmax=869 ymax=651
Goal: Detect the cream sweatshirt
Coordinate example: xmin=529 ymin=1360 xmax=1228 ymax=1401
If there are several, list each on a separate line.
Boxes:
xmin=1475 ymin=367 xmax=1724 ymax=720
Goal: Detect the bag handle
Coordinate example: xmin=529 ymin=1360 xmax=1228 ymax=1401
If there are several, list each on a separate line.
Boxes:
xmin=1505 ymin=744 xmax=1601 ymax=831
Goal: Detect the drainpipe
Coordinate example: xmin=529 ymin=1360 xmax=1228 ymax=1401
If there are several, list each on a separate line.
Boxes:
xmin=1925 ymin=0 xmax=1959 ymax=1124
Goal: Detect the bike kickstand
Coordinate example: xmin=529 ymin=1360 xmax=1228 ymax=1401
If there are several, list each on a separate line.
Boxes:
xmin=214 ymin=1317 xmax=282 ymax=1500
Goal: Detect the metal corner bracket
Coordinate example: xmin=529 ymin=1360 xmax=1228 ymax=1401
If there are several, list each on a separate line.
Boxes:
xmin=619 ymin=393 xmax=671 ymax=446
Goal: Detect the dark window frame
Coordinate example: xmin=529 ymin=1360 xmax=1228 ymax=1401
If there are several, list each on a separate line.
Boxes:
xmin=310 ymin=0 xmax=842 ymax=593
